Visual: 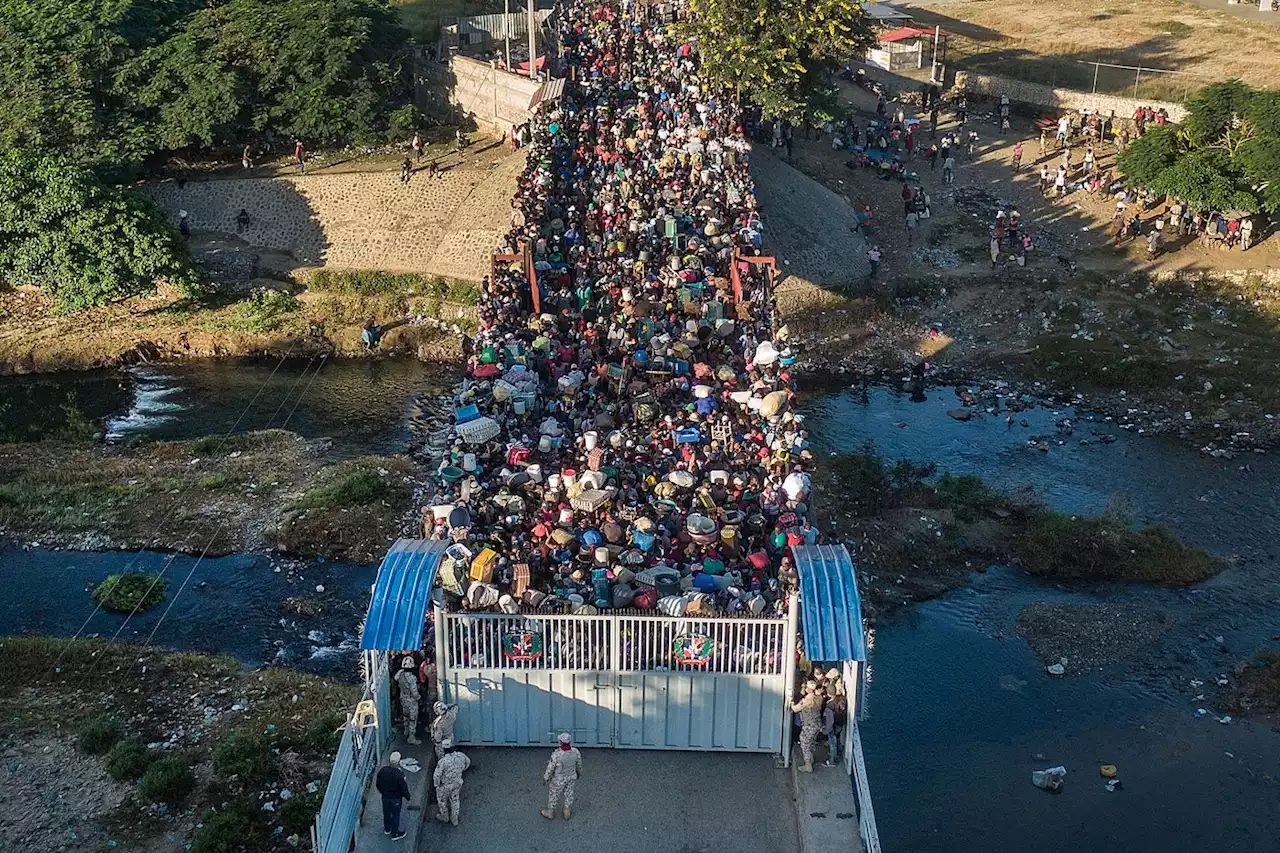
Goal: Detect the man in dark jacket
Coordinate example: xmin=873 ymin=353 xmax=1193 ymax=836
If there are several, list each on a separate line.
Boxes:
xmin=376 ymin=752 xmax=412 ymax=840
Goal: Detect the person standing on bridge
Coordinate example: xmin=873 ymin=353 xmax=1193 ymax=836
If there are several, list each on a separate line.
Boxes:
xmin=433 ymin=747 xmax=471 ymax=826
xmin=375 ymin=752 xmax=411 ymax=840
xmin=792 ymin=681 xmax=823 ymax=773
xmin=541 ymin=732 xmax=583 ymax=820
xmin=395 ymin=656 xmax=422 ymax=744
xmin=431 ymin=700 xmax=459 ymax=760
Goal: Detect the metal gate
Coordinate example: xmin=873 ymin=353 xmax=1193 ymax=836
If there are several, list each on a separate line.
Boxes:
xmin=437 ymin=605 xmax=795 ymax=752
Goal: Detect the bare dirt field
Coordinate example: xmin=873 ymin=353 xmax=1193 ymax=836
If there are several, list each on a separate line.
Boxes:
xmin=902 ymin=0 xmax=1280 ymax=92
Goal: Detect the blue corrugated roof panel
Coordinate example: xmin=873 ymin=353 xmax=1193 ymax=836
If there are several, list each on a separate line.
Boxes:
xmin=792 ymin=543 xmax=867 ymax=662
xmin=360 ymin=539 xmax=449 ymax=651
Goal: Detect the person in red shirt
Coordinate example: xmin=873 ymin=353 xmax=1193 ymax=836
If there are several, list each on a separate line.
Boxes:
xmin=294 ymin=139 xmax=305 ymax=174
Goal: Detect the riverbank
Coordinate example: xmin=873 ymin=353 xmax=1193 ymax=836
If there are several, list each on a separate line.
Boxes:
xmin=812 ymin=448 xmax=1223 ymax=615
xmin=0 ymin=636 xmax=355 ymax=853
xmin=0 ymin=275 xmax=474 ymax=375
xmin=0 ymin=430 xmax=417 ymax=563
xmin=785 ymin=267 xmax=1280 ymax=451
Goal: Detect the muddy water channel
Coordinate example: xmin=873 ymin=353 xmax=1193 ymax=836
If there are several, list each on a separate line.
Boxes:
xmin=803 ymin=386 xmax=1280 ymax=853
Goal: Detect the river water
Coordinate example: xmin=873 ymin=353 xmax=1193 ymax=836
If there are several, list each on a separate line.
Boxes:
xmin=0 ymin=358 xmax=450 ymax=456
xmin=2 ymin=366 xmax=1277 ymax=849
xmin=802 ymin=386 xmax=1280 ymax=853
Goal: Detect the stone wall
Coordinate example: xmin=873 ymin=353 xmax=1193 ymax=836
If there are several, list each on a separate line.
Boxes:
xmin=955 ymin=71 xmax=1188 ymax=122
xmin=145 ymin=151 xmax=524 ymax=282
xmin=449 ymin=56 xmax=544 ymax=135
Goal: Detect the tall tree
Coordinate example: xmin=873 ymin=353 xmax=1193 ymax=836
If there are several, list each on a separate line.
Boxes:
xmin=681 ymin=0 xmax=876 ymax=121
xmin=0 ymin=150 xmax=200 ymax=311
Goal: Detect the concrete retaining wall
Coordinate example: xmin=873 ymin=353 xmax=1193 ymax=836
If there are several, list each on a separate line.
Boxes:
xmin=956 ymin=71 xmax=1188 ymax=122
xmin=449 ymin=56 xmax=543 ymax=135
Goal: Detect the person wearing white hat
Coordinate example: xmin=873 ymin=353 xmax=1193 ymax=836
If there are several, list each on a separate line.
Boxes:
xmin=541 ymin=732 xmax=583 ymax=820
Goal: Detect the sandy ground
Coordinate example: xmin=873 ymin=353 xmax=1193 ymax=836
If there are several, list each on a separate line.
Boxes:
xmin=902 ymin=0 xmax=1280 ymax=89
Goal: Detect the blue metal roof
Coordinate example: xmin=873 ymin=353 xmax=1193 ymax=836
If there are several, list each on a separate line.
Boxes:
xmin=792 ymin=544 xmax=867 ymax=662
xmin=360 ymin=539 xmax=449 ymax=651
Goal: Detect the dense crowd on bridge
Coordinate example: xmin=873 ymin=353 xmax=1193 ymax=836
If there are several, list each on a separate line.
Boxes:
xmin=420 ymin=0 xmax=822 ymax=627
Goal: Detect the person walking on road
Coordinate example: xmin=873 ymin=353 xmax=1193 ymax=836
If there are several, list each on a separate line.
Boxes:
xmin=401 ymin=157 xmax=414 ymax=183
xmin=395 ymin=656 xmax=421 ymax=744
xmin=433 ymin=748 xmax=471 ymax=826
xmin=867 ymin=245 xmax=882 ymax=279
xmin=792 ymin=681 xmax=822 ymax=772
xmin=1011 ymin=141 xmax=1023 ymax=173
xmin=541 ymin=732 xmax=583 ymax=820
xmin=431 ymin=701 xmax=458 ymax=760
xmin=241 ymin=144 xmax=253 ymax=170
xmin=294 ymin=139 xmax=305 ymax=174
xmin=376 ymin=752 xmax=411 ymax=840
xmin=412 ymin=132 xmax=424 ymax=162
xmin=942 ymin=153 xmax=955 ymax=185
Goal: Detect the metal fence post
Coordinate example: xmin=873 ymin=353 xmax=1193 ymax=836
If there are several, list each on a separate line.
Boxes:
xmin=780 ymin=592 xmax=800 ymax=766
xmin=1134 ymin=66 xmax=1141 ymax=99
xmin=1092 ymin=62 xmax=1100 ymax=94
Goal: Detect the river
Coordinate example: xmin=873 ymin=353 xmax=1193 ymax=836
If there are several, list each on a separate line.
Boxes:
xmin=1 ymin=366 xmax=1277 ymax=850
xmin=0 ymin=358 xmax=451 ymax=457
xmin=802 ymin=386 xmax=1280 ymax=853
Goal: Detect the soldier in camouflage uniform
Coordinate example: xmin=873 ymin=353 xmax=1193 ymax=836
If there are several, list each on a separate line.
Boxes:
xmin=394 ymin=657 xmax=421 ymax=745
xmin=791 ymin=681 xmax=823 ymax=772
xmin=430 ymin=701 xmax=459 ymax=760
xmin=432 ymin=748 xmax=471 ymax=826
xmin=541 ymin=732 xmax=583 ymax=820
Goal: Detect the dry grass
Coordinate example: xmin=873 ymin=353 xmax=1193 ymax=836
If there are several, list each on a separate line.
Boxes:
xmin=915 ymin=0 xmax=1280 ymax=91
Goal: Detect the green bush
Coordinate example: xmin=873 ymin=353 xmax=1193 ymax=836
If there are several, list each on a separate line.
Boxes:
xmin=140 ymin=757 xmax=195 ymax=803
xmin=213 ymin=731 xmax=275 ymax=783
xmin=105 ymin=737 xmax=159 ymax=781
xmin=234 ymin=289 xmax=299 ymax=333
xmin=0 ymin=150 xmax=201 ymax=312
xmin=78 ymin=716 xmax=122 ymax=755
xmin=935 ymin=473 xmax=1001 ymax=522
xmin=302 ymin=711 xmax=345 ymax=753
xmin=278 ymin=787 xmax=325 ymax=836
xmin=190 ymin=801 xmax=257 ymax=853
xmin=307 ymin=269 xmax=481 ymax=304
xmin=92 ymin=572 xmax=167 ymax=613
xmin=1016 ymin=511 xmax=1224 ymax=584
xmin=294 ymin=459 xmax=392 ymax=510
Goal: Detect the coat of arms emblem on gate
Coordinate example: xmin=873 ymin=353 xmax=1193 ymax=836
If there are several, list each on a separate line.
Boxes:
xmin=672 ymin=633 xmax=713 ymax=666
xmin=502 ymin=628 xmax=544 ymax=661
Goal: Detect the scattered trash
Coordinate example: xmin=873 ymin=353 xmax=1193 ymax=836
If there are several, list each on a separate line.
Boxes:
xmin=1190 ymin=679 xmax=1204 ymax=688
xmin=1219 ymin=715 xmax=1233 ymax=725
xmin=1225 ymin=752 xmax=1235 ymax=759
xmin=315 ymin=584 xmax=325 ymax=593
xmin=1099 ymin=764 xmax=1118 ymax=779
xmin=1047 ymin=663 xmax=1066 ymax=676
xmin=1032 ymin=766 xmax=1067 ymax=792
xmin=1105 ymin=779 xmax=1123 ymax=792
xmin=1194 ymin=708 xmax=1209 ymax=718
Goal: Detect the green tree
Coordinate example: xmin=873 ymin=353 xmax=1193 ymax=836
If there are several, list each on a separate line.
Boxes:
xmin=681 ymin=0 xmax=876 ymax=121
xmin=0 ymin=0 xmax=415 ymax=164
xmin=133 ymin=0 xmax=413 ymax=150
xmin=0 ymin=149 xmax=200 ymax=311
xmin=1115 ymin=125 xmax=1178 ymax=186
xmin=1148 ymin=149 xmax=1254 ymax=212
xmin=1116 ymin=80 xmax=1278 ymax=214
xmin=1182 ymin=79 xmax=1254 ymax=147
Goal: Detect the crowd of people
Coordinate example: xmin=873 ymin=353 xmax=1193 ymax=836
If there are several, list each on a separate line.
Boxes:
xmin=419 ymin=0 xmax=825 ymax=636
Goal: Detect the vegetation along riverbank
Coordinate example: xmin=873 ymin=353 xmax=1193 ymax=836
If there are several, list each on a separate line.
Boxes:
xmin=0 ymin=636 xmax=356 ymax=853
xmin=0 ymin=430 xmax=415 ymax=564
xmin=813 ymin=446 xmax=1224 ymax=615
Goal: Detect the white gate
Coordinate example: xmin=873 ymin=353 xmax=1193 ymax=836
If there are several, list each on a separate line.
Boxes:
xmin=438 ymin=608 xmax=794 ymax=752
